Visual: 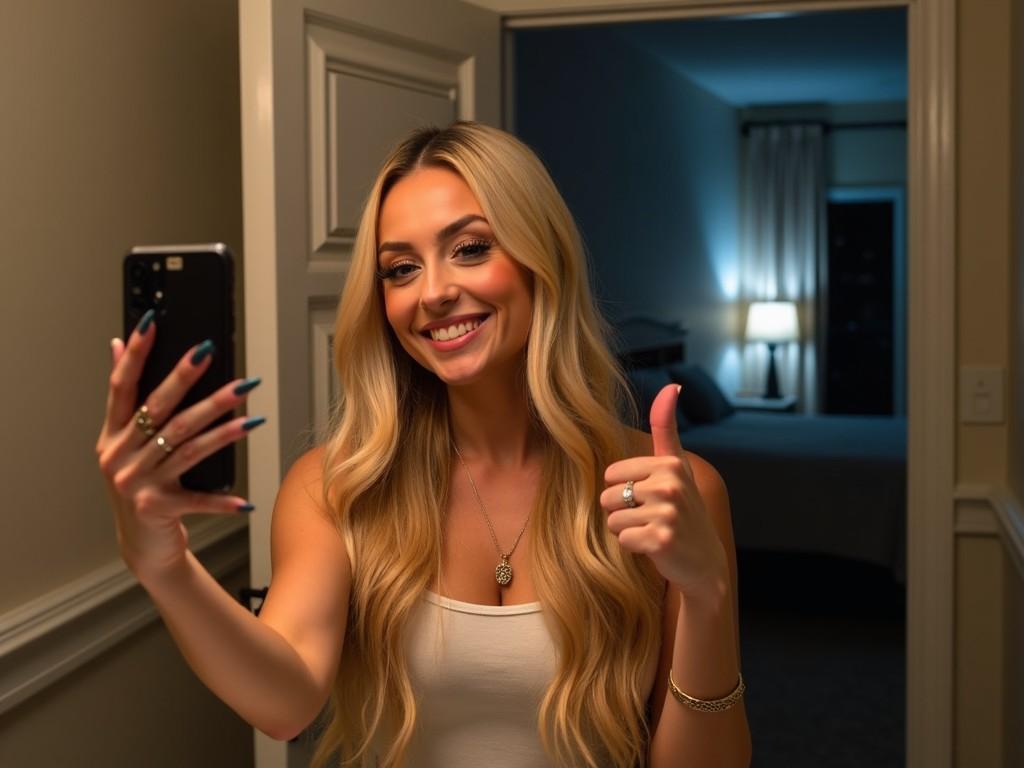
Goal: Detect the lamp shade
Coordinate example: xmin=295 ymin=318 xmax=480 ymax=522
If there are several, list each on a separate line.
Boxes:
xmin=745 ymin=301 xmax=799 ymax=343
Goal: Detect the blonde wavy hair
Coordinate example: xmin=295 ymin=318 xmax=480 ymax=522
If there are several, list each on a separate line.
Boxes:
xmin=311 ymin=121 xmax=663 ymax=768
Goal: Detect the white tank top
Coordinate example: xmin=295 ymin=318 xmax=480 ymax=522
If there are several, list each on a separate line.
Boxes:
xmin=396 ymin=590 xmax=558 ymax=767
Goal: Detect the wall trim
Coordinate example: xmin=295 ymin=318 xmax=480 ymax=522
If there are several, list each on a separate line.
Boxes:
xmin=0 ymin=517 xmax=249 ymax=717
xmin=955 ymin=484 xmax=1024 ymax=580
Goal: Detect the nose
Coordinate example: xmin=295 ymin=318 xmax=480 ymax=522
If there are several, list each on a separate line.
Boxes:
xmin=419 ymin=260 xmax=459 ymax=313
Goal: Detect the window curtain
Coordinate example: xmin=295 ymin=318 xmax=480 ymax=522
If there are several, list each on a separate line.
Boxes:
xmin=739 ymin=124 xmax=826 ymax=414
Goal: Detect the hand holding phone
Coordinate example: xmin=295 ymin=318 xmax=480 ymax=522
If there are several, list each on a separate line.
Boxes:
xmin=95 ymin=244 xmax=263 ymax=584
xmin=123 ymin=244 xmax=237 ymax=491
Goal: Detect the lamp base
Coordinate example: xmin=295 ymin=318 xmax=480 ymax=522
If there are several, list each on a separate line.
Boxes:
xmin=762 ymin=342 xmax=782 ymax=399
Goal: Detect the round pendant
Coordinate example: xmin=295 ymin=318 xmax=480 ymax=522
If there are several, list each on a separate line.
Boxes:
xmin=495 ymin=558 xmax=513 ymax=586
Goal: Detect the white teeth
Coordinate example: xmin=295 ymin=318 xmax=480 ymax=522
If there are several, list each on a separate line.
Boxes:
xmin=430 ymin=318 xmax=482 ymax=342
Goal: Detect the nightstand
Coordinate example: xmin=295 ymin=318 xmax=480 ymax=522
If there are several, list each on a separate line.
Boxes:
xmin=730 ymin=394 xmax=798 ymax=412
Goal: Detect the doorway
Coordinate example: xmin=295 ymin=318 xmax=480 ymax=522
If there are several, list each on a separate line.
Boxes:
xmin=509 ymin=8 xmax=908 ymax=766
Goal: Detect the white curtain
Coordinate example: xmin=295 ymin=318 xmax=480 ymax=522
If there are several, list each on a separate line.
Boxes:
xmin=739 ymin=124 xmax=825 ymax=414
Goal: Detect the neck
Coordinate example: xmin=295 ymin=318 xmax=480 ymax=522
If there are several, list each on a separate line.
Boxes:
xmin=446 ymin=366 xmax=542 ymax=469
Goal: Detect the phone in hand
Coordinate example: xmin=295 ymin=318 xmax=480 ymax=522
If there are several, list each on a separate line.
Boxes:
xmin=124 ymin=243 xmax=236 ymax=492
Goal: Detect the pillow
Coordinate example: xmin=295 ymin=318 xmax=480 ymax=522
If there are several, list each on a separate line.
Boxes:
xmin=667 ymin=363 xmax=735 ymax=424
xmin=625 ymin=366 xmax=689 ymax=432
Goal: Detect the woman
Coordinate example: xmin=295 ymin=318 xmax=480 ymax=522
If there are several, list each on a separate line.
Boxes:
xmin=97 ymin=122 xmax=751 ymax=767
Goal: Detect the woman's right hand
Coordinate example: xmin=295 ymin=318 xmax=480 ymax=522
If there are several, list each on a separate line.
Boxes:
xmin=96 ymin=312 xmax=263 ymax=585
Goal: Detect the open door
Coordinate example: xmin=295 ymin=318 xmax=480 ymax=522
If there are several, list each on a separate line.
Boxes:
xmin=238 ymin=1 xmax=501 ymax=765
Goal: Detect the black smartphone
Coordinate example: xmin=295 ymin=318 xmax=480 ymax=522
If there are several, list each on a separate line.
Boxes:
xmin=124 ymin=243 xmax=236 ymax=492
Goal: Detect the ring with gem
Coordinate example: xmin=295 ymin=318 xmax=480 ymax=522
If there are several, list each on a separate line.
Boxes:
xmin=623 ymin=479 xmax=637 ymax=508
xmin=134 ymin=405 xmax=156 ymax=438
xmin=155 ymin=434 xmax=175 ymax=455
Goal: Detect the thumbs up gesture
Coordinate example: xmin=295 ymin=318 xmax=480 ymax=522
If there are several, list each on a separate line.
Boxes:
xmin=602 ymin=384 xmax=728 ymax=597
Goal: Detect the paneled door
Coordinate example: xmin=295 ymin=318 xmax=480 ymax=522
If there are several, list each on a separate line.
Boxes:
xmin=238 ymin=1 xmax=501 ymax=765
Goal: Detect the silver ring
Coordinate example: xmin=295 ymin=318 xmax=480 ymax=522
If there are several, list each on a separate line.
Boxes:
xmin=623 ymin=479 xmax=637 ymax=508
xmin=155 ymin=434 xmax=175 ymax=455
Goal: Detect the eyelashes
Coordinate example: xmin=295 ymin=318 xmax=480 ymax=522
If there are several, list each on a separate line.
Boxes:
xmin=376 ymin=238 xmax=493 ymax=282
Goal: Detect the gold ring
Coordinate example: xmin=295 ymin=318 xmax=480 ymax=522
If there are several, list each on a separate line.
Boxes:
xmin=134 ymin=405 xmax=156 ymax=438
xmin=155 ymin=434 xmax=175 ymax=455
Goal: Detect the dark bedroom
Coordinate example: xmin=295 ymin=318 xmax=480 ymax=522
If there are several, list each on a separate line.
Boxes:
xmin=513 ymin=8 xmax=908 ymax=766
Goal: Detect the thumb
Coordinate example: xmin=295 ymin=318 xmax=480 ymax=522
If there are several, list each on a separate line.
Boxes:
xmin=650 ymin=384 xmax=684 ymax=457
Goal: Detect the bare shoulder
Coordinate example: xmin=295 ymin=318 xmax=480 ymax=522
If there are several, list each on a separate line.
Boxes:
xmin=269 ymin=443 xmax=349 ymax=573
xmin=257 ymin=444 xmax=351 ymax=706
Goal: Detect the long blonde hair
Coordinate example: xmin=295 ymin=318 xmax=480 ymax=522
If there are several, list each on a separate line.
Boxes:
xmin=311 ymin=122 xmax=663 ymax=768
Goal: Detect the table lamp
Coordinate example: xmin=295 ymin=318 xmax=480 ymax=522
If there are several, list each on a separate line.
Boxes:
xmin=745 ymin=301 xmax=799 ymax=399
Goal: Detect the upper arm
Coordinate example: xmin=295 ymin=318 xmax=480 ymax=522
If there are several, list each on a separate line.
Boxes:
xmin=256 ymin=445 xmax=351 ymax=706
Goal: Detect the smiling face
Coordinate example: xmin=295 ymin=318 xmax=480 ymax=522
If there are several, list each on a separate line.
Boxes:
xmin=376 ymin=166 xmax=534 ymax=388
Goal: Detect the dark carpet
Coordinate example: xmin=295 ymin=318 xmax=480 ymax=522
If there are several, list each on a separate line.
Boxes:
xmin=737 ymin=550 xmax=906 ymax=768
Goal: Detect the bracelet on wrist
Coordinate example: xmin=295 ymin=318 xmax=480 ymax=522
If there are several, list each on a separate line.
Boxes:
xmin=668 ymin=670 xmax=745 ymax=713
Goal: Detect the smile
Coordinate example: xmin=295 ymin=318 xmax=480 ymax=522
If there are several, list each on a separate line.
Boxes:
xmin=422 ymin=315 xmax=489 ymax=349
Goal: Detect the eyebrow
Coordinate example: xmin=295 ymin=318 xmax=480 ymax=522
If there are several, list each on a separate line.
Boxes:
xmin=377 ymin=214 xmax=489 ymax=256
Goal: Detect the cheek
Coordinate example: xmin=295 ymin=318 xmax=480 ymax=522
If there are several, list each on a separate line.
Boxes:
xmin=382 ymin=288 xmax=410 ymax=331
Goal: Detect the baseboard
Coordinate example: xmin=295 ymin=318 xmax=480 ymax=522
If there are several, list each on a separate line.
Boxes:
xmin=954 ymin=484 xmax=1024 ymax=579
xmin=0 ymin=517 xmax=249 ymax=716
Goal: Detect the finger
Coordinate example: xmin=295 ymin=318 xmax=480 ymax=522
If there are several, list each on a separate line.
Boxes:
xmin=111 ymin=337 xmax=125 ymax=367
xmin=615 ymin=523 xmax=661 ymax=555
xmin=154 ymin=414 xmax=266 ymax=483
xmin=604 ymin=456 xmax=673 ymax=486
xmin=650 ymin=383 xmax=685 ymax=457
xmin=105 ymin=309 xmax=157 ymax=430
xmin=600 ymin=481 xmax=645 ymax=512
xmin=134 ymin=377 xmax=261 ymax=475
xmin=606 ymin=506 xmax=650 ymax=535
xmin=160 ymin=489 xmax=255 ymax=517
xmin=136 ymin=339 xmax=217 ymax=429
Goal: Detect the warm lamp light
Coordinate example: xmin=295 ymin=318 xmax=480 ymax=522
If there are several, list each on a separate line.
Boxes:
xmin=745 ymin=301 xmax=799 ymax=399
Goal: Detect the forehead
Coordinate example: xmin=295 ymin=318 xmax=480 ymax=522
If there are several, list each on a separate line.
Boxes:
xmin=377 ymin=167 xmax=484 ymax=239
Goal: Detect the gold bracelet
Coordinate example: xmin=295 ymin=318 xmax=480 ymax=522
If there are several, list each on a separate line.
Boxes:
xmin=668 ymin=670 xmax=745 ymax=713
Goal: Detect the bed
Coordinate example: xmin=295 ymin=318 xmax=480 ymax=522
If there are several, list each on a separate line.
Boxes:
xmin=624 ymin=358 xmax=907 ymax=584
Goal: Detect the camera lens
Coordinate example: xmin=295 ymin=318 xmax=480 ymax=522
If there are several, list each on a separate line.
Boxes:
xmin=130 ymin=262 xmax=147 ymax=281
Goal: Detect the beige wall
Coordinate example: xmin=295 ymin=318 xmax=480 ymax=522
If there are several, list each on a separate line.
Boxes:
xmin=957 ymin=0 xmax=1011 ymax=485
xmin=1010 ymin=0 xmax=1024 ymax=508
xmin=955 ymin=1 xmax=1023 ymax=767
xmin=1004 ymin=1 xmax=1024 ymax=766
xmin=0 ymin=0 xmax=245 ymax=615
xmin=0 ymin=562 xmax=254 ymax=767
xmin=0 ymin=0 xmax=250 ymax=763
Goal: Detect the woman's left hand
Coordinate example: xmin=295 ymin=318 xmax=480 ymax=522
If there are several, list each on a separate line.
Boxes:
xmin=601 ymin=384 xmax=729 ymax=600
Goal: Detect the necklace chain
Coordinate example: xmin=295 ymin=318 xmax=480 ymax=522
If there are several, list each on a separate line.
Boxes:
xmin=452 ymin=443 xmax=531 ymax=586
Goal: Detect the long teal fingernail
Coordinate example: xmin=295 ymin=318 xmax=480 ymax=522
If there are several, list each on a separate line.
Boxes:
xmin=234 ymin=377 xmax=262 ymax=396
xmin=242 ymin=416 xmax=266 ymax=431
xmin=136 ymin=309 xmax=155 ymax=335
xmin=191 ymin=340 xmax=215 ymax=365
xmin=237 ymin=502 xmax=256 ymax=513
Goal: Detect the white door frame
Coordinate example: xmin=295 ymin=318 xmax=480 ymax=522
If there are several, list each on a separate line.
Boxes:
xmin=498 ymin=2 xmax=955 ymax=767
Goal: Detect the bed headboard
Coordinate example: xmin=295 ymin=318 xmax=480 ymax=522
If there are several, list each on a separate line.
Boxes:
xmin=611 ymin=316 xmax=687 ymax=368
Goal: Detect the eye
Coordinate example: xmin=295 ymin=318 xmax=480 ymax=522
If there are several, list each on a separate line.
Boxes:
xmin=376 ymin=261 xmax=419 ymax=283
xmin=453 ymin=238 xmax=492 ymax=260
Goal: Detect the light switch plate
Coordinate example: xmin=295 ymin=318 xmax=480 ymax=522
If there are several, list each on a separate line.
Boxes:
xmin=959 ymin=366 xmax=1004 ymax=424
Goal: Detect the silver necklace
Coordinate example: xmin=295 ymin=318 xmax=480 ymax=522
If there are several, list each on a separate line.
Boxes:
xmin=452 ymin=443 xmax=531 ymax=587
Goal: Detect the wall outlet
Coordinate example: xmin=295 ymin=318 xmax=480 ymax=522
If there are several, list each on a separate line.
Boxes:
xmin=959 ymin=366 xmax=1004 ymax=424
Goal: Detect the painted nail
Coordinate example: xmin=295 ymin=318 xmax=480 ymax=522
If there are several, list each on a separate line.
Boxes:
xmin=234 ymin=376 xmax=262 ymax=397
xmin=234 ymin=377 xmax=262 ymax=396
xmin=191 ymin=340 xmax=215 ymax=365
xmin=136 ymin=309 xmax=155 ymax=335
xmin=237 ymin=502 xmax=256 ymax=513
xmin=242 ymin=416 xmax=266 ymax=432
